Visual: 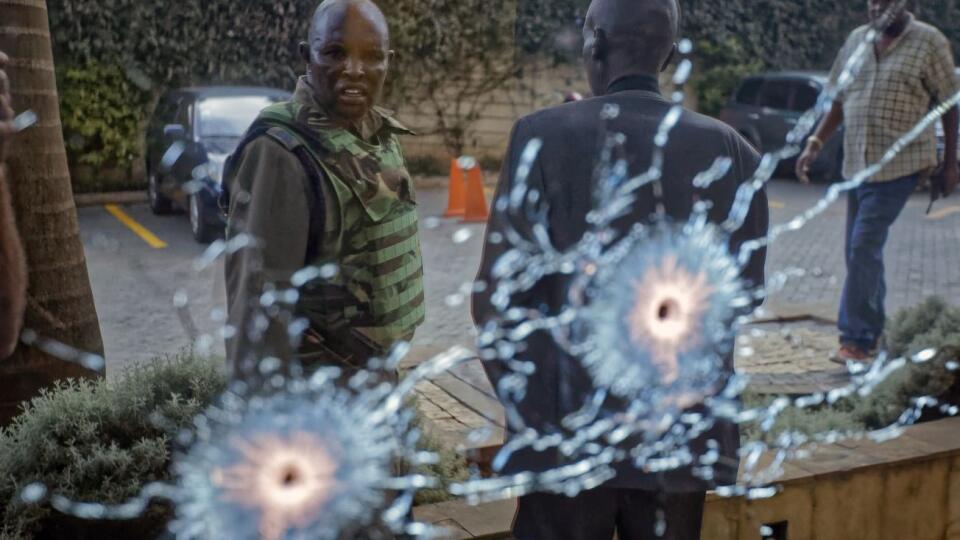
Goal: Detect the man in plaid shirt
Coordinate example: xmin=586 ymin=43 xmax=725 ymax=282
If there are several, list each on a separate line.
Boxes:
xmin=797 ymin=0 xmax=960 ymax=362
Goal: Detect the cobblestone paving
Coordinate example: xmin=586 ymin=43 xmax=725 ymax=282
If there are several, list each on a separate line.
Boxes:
xmin=763 ymin=180 xmax=960 ymax=320
xmin=78 ymin=179 xmax=959 ymax=396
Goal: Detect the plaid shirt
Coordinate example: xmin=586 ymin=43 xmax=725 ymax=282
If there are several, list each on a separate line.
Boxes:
xmin=829 ymin=18 xmax=960 ymax=182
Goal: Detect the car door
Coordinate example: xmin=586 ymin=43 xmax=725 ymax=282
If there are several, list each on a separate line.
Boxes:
xmin=165 ymin=97 xmax=209 ymax=205
xmin=756 ymin=79 xmax=796 ymax=154
xmin=147 ymin=93 xmax=180 ymax=174
xmin=721 ymin=76 xmax=764 ymax=149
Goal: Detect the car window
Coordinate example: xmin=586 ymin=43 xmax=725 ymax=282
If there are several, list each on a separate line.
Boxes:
xmin=790 ymin=82 xmax=821 ymax=112
xmin=735 ymin=78 xmax=763 ymax=106
xmin=758 ymin=80 xmax=792 ymax=111
xmin=197 ymin=96 xmax=277 ymax=138
xmin=152 ymin=96 xmax=179 ymax=127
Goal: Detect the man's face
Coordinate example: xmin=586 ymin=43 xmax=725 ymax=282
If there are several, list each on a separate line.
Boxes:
xmin=869 ymin=0 xmax=904 ymax=25
xmin=306 ymin=5 xmax=390 ymax=123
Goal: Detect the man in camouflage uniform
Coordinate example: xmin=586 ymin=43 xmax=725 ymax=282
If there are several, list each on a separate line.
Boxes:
xmin=223 ymin=0 xmax=424 ymax=384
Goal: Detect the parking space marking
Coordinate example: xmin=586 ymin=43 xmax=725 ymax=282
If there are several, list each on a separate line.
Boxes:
xmin=926 ymin=205 xmax=960 ymax=221
xmin=104 ymin=204 xmax=168 ymax=249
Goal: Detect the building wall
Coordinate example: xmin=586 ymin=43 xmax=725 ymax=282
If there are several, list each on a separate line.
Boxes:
xmin=395 ymin=60 xmax=699 ymax=168
xmin=396 ymin=60 xmax=588 ymax=164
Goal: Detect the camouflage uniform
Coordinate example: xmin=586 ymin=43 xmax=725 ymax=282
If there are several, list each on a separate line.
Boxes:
xmin=223 ymin=77 xmax=424 ymax=382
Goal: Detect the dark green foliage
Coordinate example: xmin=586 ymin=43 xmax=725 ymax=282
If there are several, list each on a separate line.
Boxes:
xmin=691 ymin=37 xmax=762 ymax=117
xmin=742 ymin=298 xmax=960 ymax=446
xmin=0 ymin=354 xmax=225 ymax=539
xmin=57 ymin=62 xmax=153 ymax=192
xmin=47 ymin=1 xmax=309 ymax=92
xmin=0 ymin=354 xmax=467 ymax=538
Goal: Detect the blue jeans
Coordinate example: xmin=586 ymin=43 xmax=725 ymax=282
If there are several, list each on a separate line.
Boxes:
xmin=838 ymin=174 xmax=918 ymax=350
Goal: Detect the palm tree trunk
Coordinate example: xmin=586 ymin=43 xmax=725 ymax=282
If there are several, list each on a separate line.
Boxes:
xmin=0 ymin=0 xmax=104 ymax=425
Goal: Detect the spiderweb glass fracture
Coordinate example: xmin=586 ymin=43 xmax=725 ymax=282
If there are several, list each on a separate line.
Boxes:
xmin=11 ymin=0 xmax=960 ymax=533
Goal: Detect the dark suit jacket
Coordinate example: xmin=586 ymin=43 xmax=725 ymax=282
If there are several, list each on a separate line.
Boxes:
xmin=471 ymin=78 xmax=768 ymax=492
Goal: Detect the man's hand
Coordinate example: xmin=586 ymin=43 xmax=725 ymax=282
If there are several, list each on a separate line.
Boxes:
xmin=795 ymin=143 xmax=820 ymax=184
xmin=0 ymin=51 xmax=15 ymax=164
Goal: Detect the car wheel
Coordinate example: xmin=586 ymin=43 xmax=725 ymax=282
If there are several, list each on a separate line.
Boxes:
xmin=189 ymin=193 xmax=216 ymax=244
xmin=147 ymin=169 xmax=173 ymax=215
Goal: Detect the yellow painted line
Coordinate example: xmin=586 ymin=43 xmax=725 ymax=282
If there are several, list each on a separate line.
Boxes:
xmin=926 ymin=205 xmax=960 ymax=220
xmin=769 ymin=200 xmax=786 ymax=209
xmin=104 ymin=204 xmax=168 ymax=249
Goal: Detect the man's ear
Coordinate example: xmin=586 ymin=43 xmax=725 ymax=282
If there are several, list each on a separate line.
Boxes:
xmin=299 ymin=41 xmax=311 ymax=64
xmin=661 ymin=42 xmax=678 ymax=72
xmin=592 ymin=28 xmax=608 ymax=61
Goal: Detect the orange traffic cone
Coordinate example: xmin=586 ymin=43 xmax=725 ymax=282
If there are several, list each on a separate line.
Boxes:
xmin=462 ymin=165 xmax=489 ymax=223
xmin=442 ymin=158 xmax=467 ymax=218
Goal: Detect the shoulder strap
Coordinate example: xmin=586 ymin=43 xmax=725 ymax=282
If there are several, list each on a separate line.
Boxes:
xmin=222 ymin=121 xmax=328 ymax=262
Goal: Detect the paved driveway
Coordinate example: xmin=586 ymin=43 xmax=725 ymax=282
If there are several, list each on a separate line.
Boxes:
xmin=77 ymin=179 xmax=960 ymax=376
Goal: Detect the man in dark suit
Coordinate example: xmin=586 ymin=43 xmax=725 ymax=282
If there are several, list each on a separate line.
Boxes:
xmin=471 ymin=0 xmax=768 ymax=538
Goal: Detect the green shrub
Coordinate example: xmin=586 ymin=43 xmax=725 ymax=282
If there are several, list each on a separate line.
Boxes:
xmin=691 ymin=38 xmax=762 ymax=118
xmin=0 ymin=354 xmax=225 ymax=539
xmin=742 ymin=297 xmax=960 ymax=445
xmin=0 ymin=355 xmax=466 ymax=538
xmin=57 ymin=63 xmax=152 ymax=193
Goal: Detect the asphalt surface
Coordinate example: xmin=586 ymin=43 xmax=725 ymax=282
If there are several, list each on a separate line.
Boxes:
xmin=77 ymin=179 xmax=960 ymax=377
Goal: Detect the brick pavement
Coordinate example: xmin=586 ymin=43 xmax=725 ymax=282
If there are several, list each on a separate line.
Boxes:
xmin=763 ymin=180 xmax=960 ymax=320
xmin=410 ymin=179 xmax=960 ymax=446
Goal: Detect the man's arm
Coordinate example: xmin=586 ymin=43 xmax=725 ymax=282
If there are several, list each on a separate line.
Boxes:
xmin=0 ymin=50 xmax=26 ymax=359
xmin=941 ymin=106 xmax=959 ymax=194
xmin=0 ymin=167 xmax=26 ymax=359
xmin=796 ymin=100 xmax=844 ymax=184
xmin=924 ymin=30 xmax=960 ymax=195
xmin=224 ymin=137 xmax=312 ymax=377
xmin=729 ymin=139 xmax=769 ymax=302
xmin=471 ymin=118 xmax=541 ymax=327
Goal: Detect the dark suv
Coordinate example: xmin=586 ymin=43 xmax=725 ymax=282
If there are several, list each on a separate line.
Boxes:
xmin=719 ymin=72 xmax=844 ymax=182
xmin=145 ymin=86 xmax=290 ymax=242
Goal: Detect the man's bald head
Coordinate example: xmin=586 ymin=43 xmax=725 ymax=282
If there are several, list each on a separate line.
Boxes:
xmin=299 ymin=0 xmax=393 ymax=127
xmin=582 ymin=0 xmax=680 ymax=95
xmin=308 ymin=0 xmax=390 ymax=53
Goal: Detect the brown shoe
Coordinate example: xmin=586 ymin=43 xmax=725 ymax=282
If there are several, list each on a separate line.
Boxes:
xmin=830 ymin=344 xmax=874 ymax=365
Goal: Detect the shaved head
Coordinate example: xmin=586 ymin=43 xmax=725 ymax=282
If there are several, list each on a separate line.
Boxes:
xmin=308 ymin=0 xmax=390 ymax=51
xmin=589 ymin=0 xmax=679 ymax=46
xmin=582 ymin=0 xmax=680 ymax=95
xmin=299 ymin=0 xmax=392 ymax=126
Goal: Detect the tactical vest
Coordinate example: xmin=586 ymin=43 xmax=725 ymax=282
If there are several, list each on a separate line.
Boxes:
xmin=232 ymin=101 xmax=425 ymax=351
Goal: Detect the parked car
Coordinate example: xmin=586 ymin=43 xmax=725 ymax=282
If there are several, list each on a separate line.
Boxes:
xmin=145 ymin=86 xmax=291 ymax=242
xmin=719 ymin=72 xmax=844 ymax=183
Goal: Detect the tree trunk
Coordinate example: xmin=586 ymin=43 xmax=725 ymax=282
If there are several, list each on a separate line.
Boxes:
xmin=0 ymin=0 xmax=103 ymax=425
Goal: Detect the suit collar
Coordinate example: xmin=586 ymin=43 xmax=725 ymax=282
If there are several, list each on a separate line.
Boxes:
xmin=606 ymin=74 xmax=661 ymax=96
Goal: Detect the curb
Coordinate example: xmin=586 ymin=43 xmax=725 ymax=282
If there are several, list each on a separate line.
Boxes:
xmin=413 ymin=497 xmax=515 ymax=539
xmin=415 ymin=174 xmax=498 ymax=191
xmin=74 ymin=191 xmax=148 ymax=208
